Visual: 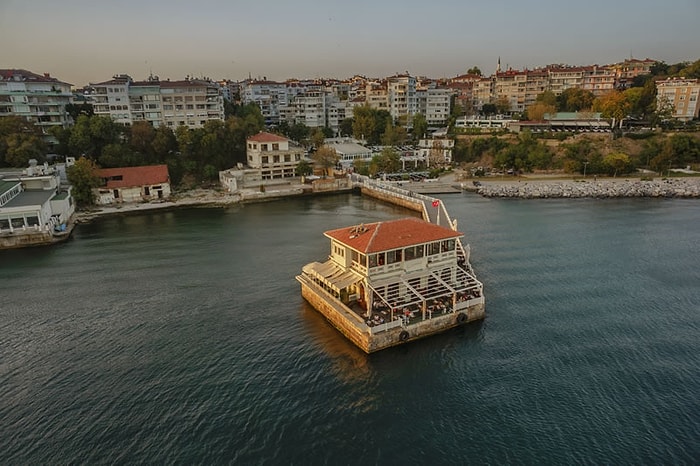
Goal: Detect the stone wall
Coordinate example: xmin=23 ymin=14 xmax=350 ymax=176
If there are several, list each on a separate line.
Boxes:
xmin=477 ymin=178 xmax=700 ymax=198
xmin=360 ymin=186 xmax=425 ymax=213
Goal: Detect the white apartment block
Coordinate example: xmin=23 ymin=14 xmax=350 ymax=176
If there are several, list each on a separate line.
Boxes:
xmin=0 ymin=69 xmax=73 ymax=138
xmin=365 ymin=81 xmax=389 ymax=112
xmin=547 ymin=66 xmax=586 ymax=95
xmin=90 ymin=75 xmax=133 ymax=125
xmin=581 ymin=66 xmax=616 ymax=96
xmin=240 ymin=80 xmax=288 ymax=126
xmin=159 ymin=80 xmax=224 ymax=129
xmin=472 ymin=78 xmax=494 ymax=111
xmin=246 ymin=131 xmax=305 ymax=179
xmin=495 ymin=70 xmax=528 ymax=113
xmin=656 ymin=78 xmax=700 ymax=122
xmin=90 ymin=75 xmax=224 ymax=129
xmin=387 ymin=74 xmax=418 ymax=122
xmin=417 ymin=87 xmax=452 ymax=127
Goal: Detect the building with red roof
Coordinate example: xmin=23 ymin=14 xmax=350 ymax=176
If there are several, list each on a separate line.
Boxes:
xmin=94 ymin=164 xmax=171 ymax=205
xmin=246 ymin=131 xmax=306 ymax=180
xmin=298 ymin=215 xmax=484 ymax=352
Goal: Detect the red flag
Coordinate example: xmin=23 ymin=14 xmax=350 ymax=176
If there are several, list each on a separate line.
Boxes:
xmin=432 ymin=200 xmax=439 ymax=207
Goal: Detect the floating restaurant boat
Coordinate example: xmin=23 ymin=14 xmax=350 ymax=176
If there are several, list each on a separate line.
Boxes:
xmin=296 ymin=216 xmax=485 ymax=353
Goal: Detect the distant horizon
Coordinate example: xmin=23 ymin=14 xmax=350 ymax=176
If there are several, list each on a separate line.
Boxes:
xmin=2 ymin=0 xmax=698 ymax=88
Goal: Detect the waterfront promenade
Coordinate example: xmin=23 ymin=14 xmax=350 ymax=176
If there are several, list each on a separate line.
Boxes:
xmin=73 ymin=173 xmax=700 ymax=223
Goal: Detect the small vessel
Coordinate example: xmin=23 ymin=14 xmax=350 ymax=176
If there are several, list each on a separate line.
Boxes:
xmin=296 ymin=217 xmax=484 ymax=353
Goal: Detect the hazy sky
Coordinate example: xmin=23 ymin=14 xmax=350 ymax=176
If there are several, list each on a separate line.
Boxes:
xmin=1 ymin=0 xmax=698 ymax=87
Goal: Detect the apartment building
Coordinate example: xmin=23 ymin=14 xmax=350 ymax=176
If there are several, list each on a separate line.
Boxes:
xmin=90 ymin=75 xmax=224 ymax=129
xmin=387 ymin=74 xmax=418 ymax=122
xmin=472 ymin=77 xmax=495 ymax=111
xmin=613 ymin=58 xmax=657 ymax=89
xmin=581 ymin=66 xmax=617 ymax=96
xmin=547 ymin=66 xmax=586 ymax=95
xmin=246 ymin=131 xmax=305 ymax=179
xmin=495 ymin=69 xmax=528 ymax=113
xmin=240 ymin=80 xmax=288 ymax=126
xmin=365 ymin=80 xmax=388 ymax=111
xmin=159 ymin=79 xmax=224 ymax=129
xmin=0 ymin=69 xmax=73 ymax=134
xmin=656 ymin=78 xmax=700 ymax=121
xmin=90 ymin=75 xmax=134 ymax=125
xmin=417 ymin=86 xmax=452 ymax=127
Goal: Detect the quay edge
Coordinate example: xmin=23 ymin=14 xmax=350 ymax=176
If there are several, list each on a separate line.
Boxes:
xmin=298 ymin=273 xmax=485 ymax=353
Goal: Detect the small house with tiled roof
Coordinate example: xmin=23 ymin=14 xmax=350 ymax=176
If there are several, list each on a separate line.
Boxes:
xmin=297 ymin=216 xmax=484 ymax=352
xmin=94 ymin=164 xmax=171 ymax=205
xmin=246 ymin=131 xmax=306 ymax=180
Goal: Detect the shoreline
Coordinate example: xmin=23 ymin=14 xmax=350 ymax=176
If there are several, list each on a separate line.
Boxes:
xmin=74 ymin=175 xmax=700 ymax=223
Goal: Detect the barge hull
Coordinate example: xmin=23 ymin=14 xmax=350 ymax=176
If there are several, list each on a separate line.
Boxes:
xmin=298 ymin=275 xmax=485 ymax=353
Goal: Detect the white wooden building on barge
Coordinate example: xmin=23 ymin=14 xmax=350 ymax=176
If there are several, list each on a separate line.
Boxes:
xmin=296 ymin=216 xmax=484 ymax=353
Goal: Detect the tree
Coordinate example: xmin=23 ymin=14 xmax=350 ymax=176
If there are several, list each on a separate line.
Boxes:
xmin=557 ymin=88 xmax=595 ymax=112
xmin=593 ymin=91 xmax=630 ymax=120
xmin=310 ymin=128 xmax=326 ymax=150
xmin=128 ymin=121 xmax=156 ymax=163
xmin=65 ymin=102 xmax=94 ymax=121
xmin=152 ymin=126 xmax=178 ymax=162
xmin=98 ymin=143 xmax=136 ymax=168
xmin=603 ymin=152 xmax=631 ymax=177
xmin=312 ymin=145 xmax=339 ymax=177
xmin=67 ymin=157 xmax=100 ymax=207
xmin=295 ymin=159 xmax=313 ymax=176
xmin=352 ymin=105 xmax=376 ymax=143
xmin=339 ymin=118 xmax=353 ymax=137
xmin=371 ymin=147 xmax=401 ymax=174
xmin=495 ymin=96 xmax=511 ymax=114
xmin=381 ymin=120 xmax=406 ymax=146
xmin=679 ymin=59 xmax=700 ymax=79
xmin=536 ymin=91 xmax=557 ymax=107
xmin=526 ymin=102 xmax=556 ymax=121
xmin=411 ymin=113 xmax=428 ymax=142
xmin=3 ymin=133 xmax=46 ymax=167
xmin=0 ymin=116 xmax=47 ymax=167
xmin=481 ymin=103 xmax=497 ymax=116
xmin=467 ymin=66 xmax=482 ymax=76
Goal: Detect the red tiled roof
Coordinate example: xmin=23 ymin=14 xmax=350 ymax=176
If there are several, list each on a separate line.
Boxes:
xmin=324 ymin=217 xmax=462 ymax=254
xmin=248 ymin=132 xmax=288 ymax=143
xmin=97 ymin=165 xmax=170 ymax=188
xmin=0 ymin=69 xmax=71 ymax=86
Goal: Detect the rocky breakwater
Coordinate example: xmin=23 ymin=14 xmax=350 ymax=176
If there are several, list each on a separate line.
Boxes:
xmin=477 ymin=178 xmax=700 ymax=199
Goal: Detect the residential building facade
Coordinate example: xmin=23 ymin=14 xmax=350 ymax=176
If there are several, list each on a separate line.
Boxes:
xmin=656 ymin=78 xmax=700 ymax=121
xmin=94 ymin=164 xmax=171 ymax=205
xmin=89 ymin=75 xmax=224 ymax=129
xmin=0 ymin=69 xmax=73 ymax=134
xmin=246 ymin=132 xmax=305 ymax=179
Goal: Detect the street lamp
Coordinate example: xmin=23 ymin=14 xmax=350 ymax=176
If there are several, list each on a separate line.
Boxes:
xmin=583 ymin=161 xmax=589 ymax=178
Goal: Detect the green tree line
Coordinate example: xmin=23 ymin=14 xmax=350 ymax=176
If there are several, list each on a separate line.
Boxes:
xmin=0 ymin=103 xmax=265 ymax=187
xmin=453 ymin=131 xmax=700 ymax=177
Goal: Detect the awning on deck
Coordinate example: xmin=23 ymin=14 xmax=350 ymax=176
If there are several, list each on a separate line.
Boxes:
xmin=303 ymin=261 xmax=363 ymax=292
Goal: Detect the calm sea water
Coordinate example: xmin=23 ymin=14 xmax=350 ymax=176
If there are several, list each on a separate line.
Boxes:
xmin=1 ymin=193 xmax=698 ymax=465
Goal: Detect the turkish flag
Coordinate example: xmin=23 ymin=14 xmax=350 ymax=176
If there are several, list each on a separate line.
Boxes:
xmin=432 ymin=200 xmax=439 ymax=207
